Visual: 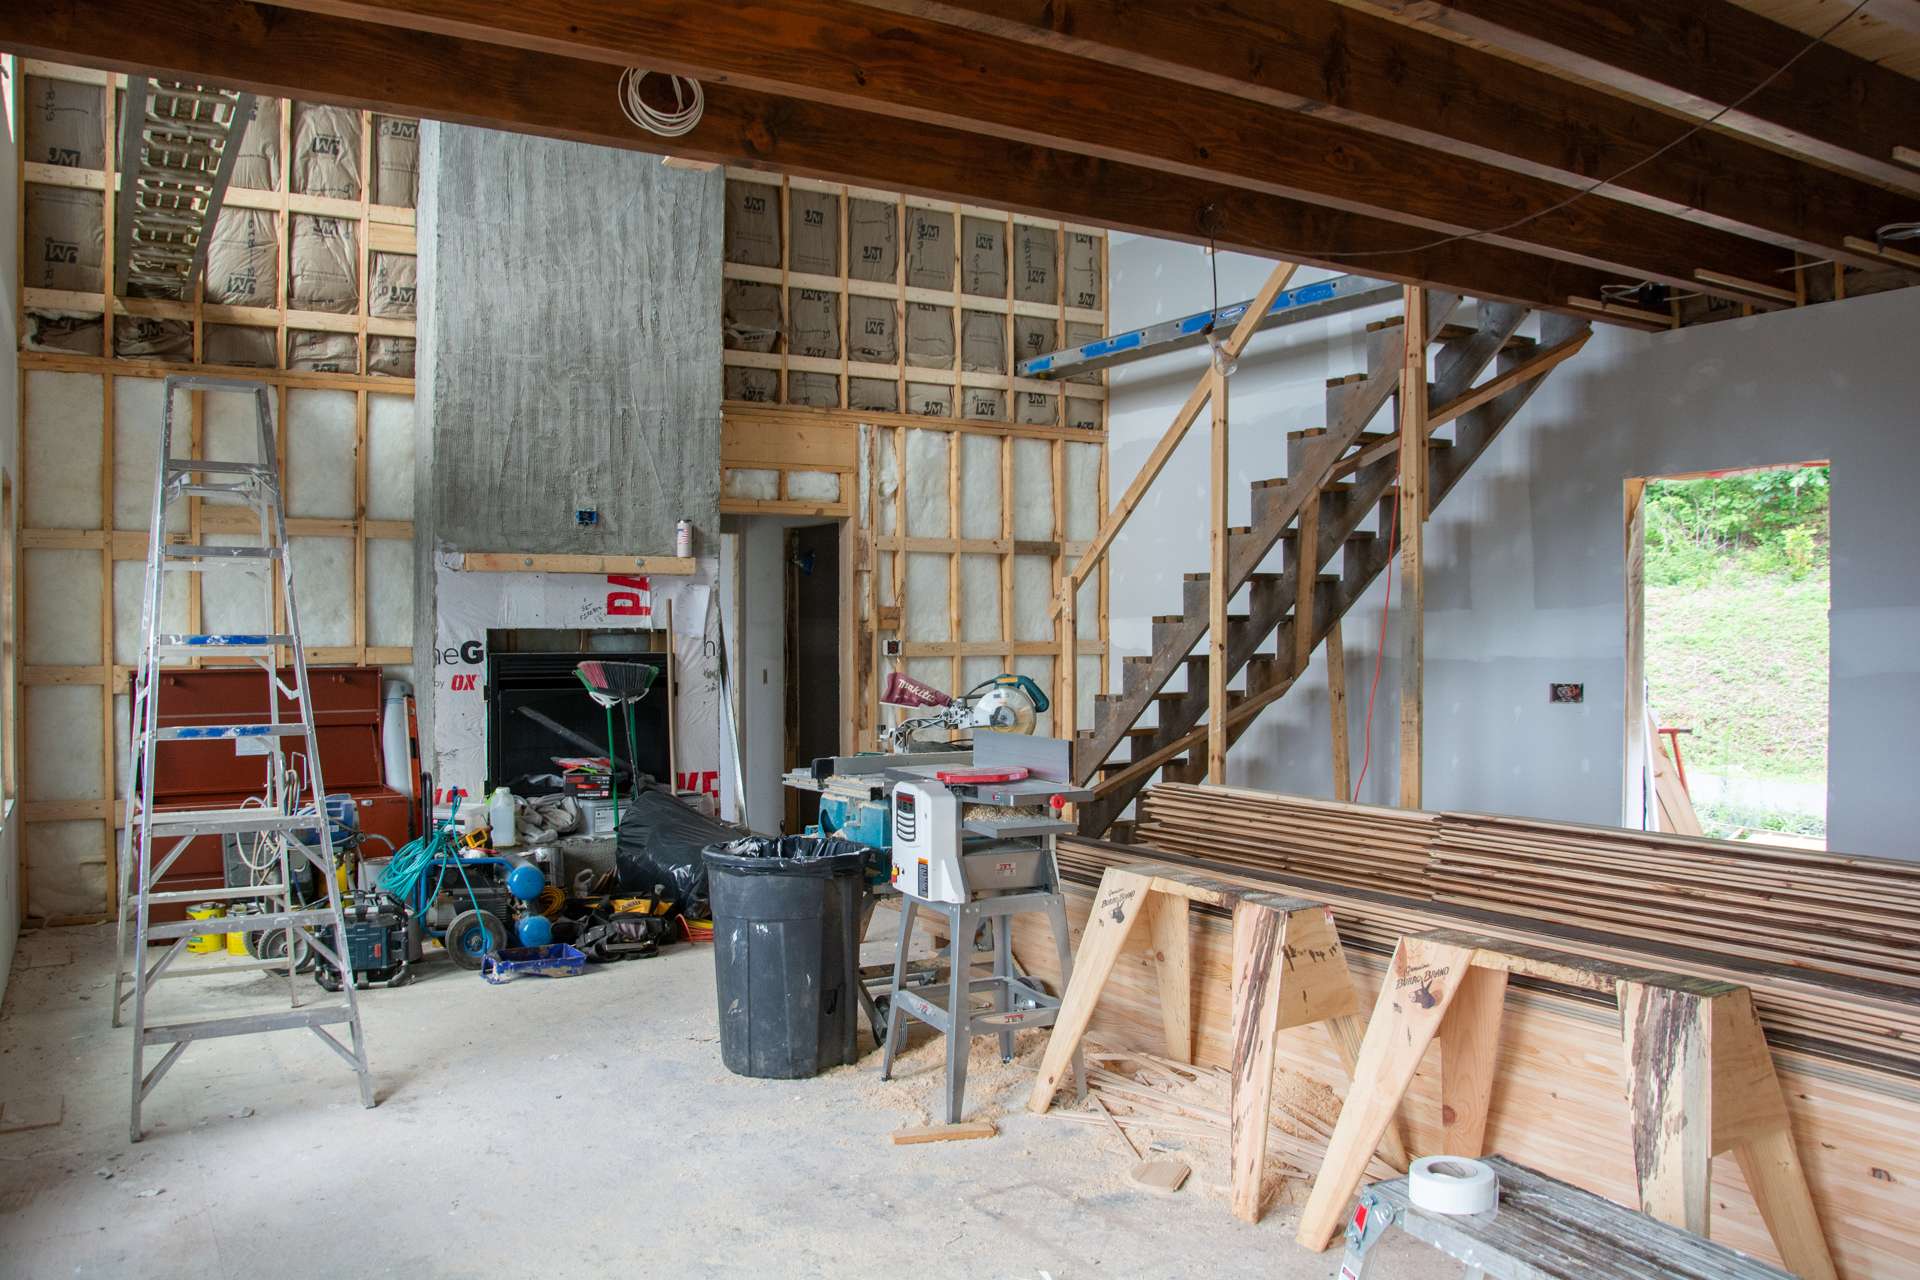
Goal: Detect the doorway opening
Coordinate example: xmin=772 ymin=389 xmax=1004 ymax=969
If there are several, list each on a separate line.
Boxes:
xmin=725 ymin=516 xmax=844 ymax=835
xmin=1625 ymin=464 xmax=1830 ymax=846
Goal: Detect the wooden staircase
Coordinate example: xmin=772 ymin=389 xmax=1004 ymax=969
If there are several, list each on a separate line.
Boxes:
xmin=1069 ymin=293 xmax=1591 ymax=835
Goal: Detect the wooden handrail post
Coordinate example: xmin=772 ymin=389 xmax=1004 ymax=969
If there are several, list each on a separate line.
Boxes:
xmin=1207 ymin=361 xmax=1229 ymax=784
xmin=1398 ymin=286 xmax=1428 ymax=810
xmin=1059 ymin=581 xmax=1077 ymax=742
xmin=1050 ymin=261 xmax=1299 ymax=623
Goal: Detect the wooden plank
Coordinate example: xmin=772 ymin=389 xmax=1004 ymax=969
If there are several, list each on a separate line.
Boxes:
xmin=890 ymin=1120 xmax=996 ymax=1144
xmin=1027 ymin=867 xmax=1152 ymax=1112
xmin=1427 ymin=330 xmax=1591 ymax=431
xmin=1397 ymin=288 xmax=1427 ymax=811
xmin=454 ymin=553 xmax=697 ymax=575
xmin=1620 ymin=980 xmax=1713 ymax=1237
xmin=1227 ymin=898 xmax=1289 ymax=1223
xmin=1292 ymin=491 xmax=1317 ymax=676
xmin=2 ymin=1 xmax=1659 ymax=319
xmin=1439 ymin=965 xmax=1509 ymax=1158
xmin=1327 ymin=617 xmax=1351 ymax=802
xmin=1207 ymin=363 xmax=1228 ymax=785
xmin=1145 ymin=891 xmax=1193 ymax=1063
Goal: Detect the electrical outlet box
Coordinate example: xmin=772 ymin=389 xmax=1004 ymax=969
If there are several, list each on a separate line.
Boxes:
xmin=1550 ymin=683 xmax=1584 ymax=704
xmin=574 ymin=508 xmax=598 ymax=527
xmin=883 ymin=639 xmax=902 ymax=657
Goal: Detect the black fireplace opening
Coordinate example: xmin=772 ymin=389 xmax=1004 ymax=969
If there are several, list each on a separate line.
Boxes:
xmin=486 ymin=636 xmax=672 ymax=797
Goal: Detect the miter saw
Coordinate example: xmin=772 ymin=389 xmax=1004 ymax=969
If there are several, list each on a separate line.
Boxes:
xmin=878 ymin=671 xmax=1050 ymax=749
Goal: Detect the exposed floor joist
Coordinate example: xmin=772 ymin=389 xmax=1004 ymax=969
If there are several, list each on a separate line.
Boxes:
xmin=4 ymin=0 xmax=1655 ymax=322
xmin=251 ymin=0 xmax=1814 ymax=305
xmin=872 ymin=0 xmax=1918 ymax=268
xmin=1353 ymin=0 xmax=1920 ymax=193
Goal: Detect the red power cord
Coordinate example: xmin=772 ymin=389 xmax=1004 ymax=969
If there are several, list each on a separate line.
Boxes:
xmin=1350 ymin=495 xmax=1400 ymax=802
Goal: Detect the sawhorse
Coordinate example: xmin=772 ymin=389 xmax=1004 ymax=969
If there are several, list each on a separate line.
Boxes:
xmin=1025 ymin=862 xmax=1406 ymax=1223
xmin=1296 ymin=930 xmax=1837 ymax=1280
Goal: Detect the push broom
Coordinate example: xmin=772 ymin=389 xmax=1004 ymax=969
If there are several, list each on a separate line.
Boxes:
xmin=574 ymin=661 xmax=659 ymax=831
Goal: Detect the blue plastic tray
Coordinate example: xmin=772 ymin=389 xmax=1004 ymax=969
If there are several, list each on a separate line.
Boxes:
xmin=480 ymin=943 xmax=587 ymax=984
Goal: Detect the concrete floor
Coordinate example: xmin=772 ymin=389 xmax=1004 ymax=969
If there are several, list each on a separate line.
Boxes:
xmin=0 ymin=923 xmax=1447 ymax=1279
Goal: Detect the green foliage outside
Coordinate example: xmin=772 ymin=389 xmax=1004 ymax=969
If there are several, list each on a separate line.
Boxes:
xmin=1643 ymin=468 xmax=1829 ymax=840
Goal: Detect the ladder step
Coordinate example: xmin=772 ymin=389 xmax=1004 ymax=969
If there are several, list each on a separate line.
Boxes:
xmin=166 ymin=481 xmax=273 ymax=501
xmin=141 ymin=1003 xmax=356 ymax=1046
xmin=161 ymin=544 xmax=281 ymax=561
xmin=156 ymin=633 xmax=292 ymax=656
xmin=165 ymin=459 xmax=274 ymax=476
xmin=143 ymin=907 xmax=337 ymax=939
xmin=145 ymin=883 xmax=289 ymax=904
xmin=138 ymin=807 xmax=324 ymax=838
xmin=155 ymin=723 xmax=305 ymax=741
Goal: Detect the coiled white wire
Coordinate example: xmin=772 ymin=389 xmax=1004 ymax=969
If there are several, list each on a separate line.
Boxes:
xmin=618 ymin=68 xmax=705 ymax=138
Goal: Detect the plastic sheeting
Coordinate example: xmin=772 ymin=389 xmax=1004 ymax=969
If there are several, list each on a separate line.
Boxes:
xmin=1014 ymin=224 xmax=1057 ymax=304
xmin=113 ymin=316 xmax=191 ymax=362
xmin=787 ymin=372 xmax=840 ymax=408
xmin=291 ymin=102 xmax=362 ymax=199
xmin=962 ymin=387 xmax=1006 ymax=421
xmin=372 ymin=116 xmax=420 ymax=207
xmin=849 ymin=378 xmax=898 ymax=414
xmin=787 ymin=286 xmax=839 ymax=359
xmin=24 ymin=186 xmax=104 ymax=292
xmin=289 ymin=215 xmax=359 ymax=313
xmin=24 ymin=76 xmax=105 ymax=170
xmin=369 ymin=336 xmax=415 ymax=378
xmin=788 ymin=187 xmax=838 ymax=276
xmin=722 ymin=280 xmax=780 ymax=352
xmin=724 ymin=179 xmax=780 ymax=267
xmin=205 ymin=207 xmax=278 ymax=307
xmin=1066 ymin=231 xmax=1102 ymax=310
xmin=960 ymin=310 xmax=1006 ymax=374
xmin=906 ymin=382 xmax=952 ymax=417
xmin=370 ymin=252 xmax=418 ymax=318
xmin=724 ymin=367 xmax=778 ymax=403
xmin=288 ymin=329 xmax=357 ymax=374
xmin=847 ymin=295 xmax=897 ymax=364
xmin=848 ymin=198 xmax=897 ymax=282
xmin=905 ymin=209 xmax=953 ymax=290
xmin=232 ymin=97 xmax=282 ymax=191
xmin=905 ymin=303 xmax=952 ymax=368
xmin=962 ymin=215 xmax=1007 ymax=297
xmin=202 ymin=323 xmax=275 ymax=368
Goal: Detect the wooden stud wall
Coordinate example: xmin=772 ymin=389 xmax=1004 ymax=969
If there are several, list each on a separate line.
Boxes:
xmin=17 ymin=61 xmax=417 ymax=374
xmin=719 ymin=172 xmax=1111 ymax=751
xmin=12 ymin=63 xmax=418 ymax=925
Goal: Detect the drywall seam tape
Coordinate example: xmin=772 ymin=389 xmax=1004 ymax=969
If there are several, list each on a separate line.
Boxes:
xmin=1408 ymin=1156 xmax=1499 ymax=1215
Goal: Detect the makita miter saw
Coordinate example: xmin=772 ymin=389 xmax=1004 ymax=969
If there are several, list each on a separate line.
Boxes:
xmin=878 ymin=671 xmax=1050 ymax=750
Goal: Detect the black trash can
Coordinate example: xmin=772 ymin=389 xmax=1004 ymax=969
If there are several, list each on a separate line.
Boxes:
xmin=703 ymin=837 xmax=872 ymax=1079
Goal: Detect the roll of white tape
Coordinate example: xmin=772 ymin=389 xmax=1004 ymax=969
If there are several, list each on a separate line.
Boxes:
xmin=1408 ymin=1156 xmax=1499 ymax=1215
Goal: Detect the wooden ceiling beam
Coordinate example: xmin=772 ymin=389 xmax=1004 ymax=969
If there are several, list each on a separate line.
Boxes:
xmin=251 ymin=0 xmax=1802 ymax=302
xmin=1349 ymin=0 xmax=1920 ymax=195
xmin=871 ymin=0 xmax=1916 ymax=269
xmin=2 ymin=0 xmax=1638 ymax=322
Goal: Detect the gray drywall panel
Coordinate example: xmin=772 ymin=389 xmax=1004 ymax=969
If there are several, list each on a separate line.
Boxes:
xmin=1106 ymin=233 xmax=1920 ymax=858
xmin=415 ymin=123 xmax=721 ymax=557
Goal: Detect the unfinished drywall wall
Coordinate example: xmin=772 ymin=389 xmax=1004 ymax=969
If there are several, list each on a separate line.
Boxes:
xmin=1105 ymin=234 xmax=1920 ymax=859
xmin=413 ymin=123 xmax=726 ymax=802
xmin=416 ymin=124 xmax=721 ymax=555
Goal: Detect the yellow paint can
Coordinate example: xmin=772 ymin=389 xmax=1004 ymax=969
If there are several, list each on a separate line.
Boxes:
xmin=185 ymin=903 xmax=226 ymax=954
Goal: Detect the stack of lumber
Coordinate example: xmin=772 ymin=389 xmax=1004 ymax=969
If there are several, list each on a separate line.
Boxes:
xmin=1016 ymin=829 xmax=1920 ymax=1277
xmin=1128 ymin=782 xmax=1920 ymax=1074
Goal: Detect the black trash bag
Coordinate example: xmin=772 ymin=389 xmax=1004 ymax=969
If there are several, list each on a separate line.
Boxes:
xmin=705 ymin=834 xmax=875 ymax=870
xmin=613 ymin=785 xmax=745 ymax=916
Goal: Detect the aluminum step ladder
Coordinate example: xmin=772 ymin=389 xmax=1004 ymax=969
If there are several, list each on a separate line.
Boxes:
xmin=113 ymin=79 xmax=255 ymax=299
xmin=112 ymin=375 xmax=374 ymax=1142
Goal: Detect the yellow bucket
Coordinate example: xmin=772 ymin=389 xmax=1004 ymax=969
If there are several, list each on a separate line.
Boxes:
xmin=185 ymin=903 xmax=226 ymax=954
xmin=226 ymin=908 xmax=252 ymax=956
